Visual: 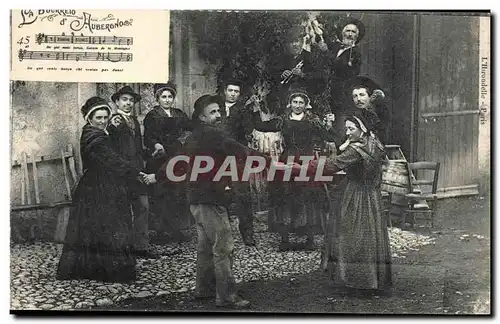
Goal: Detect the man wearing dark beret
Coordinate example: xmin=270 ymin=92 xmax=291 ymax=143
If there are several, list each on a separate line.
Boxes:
xmin=185 ymin=94 xmax=259 ymax=308
xmin=157 ymin=94 xmax=282 ymax=308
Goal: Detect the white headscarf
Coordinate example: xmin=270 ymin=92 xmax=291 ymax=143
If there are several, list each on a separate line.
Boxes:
xmin=286 ymin=92 xmax=313 ymax=110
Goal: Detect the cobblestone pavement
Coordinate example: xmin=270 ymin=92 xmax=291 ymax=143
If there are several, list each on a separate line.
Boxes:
xmin=10 ymin=216 xmax=437 ymax=311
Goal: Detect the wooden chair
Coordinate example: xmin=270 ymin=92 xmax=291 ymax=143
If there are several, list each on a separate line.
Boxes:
xmin=403 ymin=161 xmax=440 ymax=228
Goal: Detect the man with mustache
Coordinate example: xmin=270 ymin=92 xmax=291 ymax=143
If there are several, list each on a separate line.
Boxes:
xmin=148 ymin=95 xmax=289 ymax=308
xmin=323 ymin=18 xmax=365 ymax=116
xmin=108 ymin=86 xmax=158 ymax=259
xmin=182 ymin=94 xmax=269 ymax=308
xmin=349 ymin=76 xmax=389 ymax=145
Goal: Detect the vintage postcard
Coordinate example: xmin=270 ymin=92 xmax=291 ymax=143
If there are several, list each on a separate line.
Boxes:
xmin=9 ymin=10 xmax=491 ymax=315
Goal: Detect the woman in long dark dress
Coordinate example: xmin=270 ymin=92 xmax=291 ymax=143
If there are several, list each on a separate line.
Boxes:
xmin=143 ymin=82 xmax=192 ymax=242
xmin=57 ymin=97 xmax=146 ymax=283
xmin=301 ymin=113 xmax=392 ymax=295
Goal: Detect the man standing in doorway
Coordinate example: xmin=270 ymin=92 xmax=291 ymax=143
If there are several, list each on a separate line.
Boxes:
xmin=108 ymin=86 xmax=158 ymax=259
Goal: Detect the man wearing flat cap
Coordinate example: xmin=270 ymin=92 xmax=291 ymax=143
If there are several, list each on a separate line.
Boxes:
xmin=108 ymin=86 xmax=158 ymax=259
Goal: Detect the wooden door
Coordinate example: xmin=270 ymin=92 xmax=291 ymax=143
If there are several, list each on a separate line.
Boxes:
xmin=416 ymin=14 xmax=480 ymax=197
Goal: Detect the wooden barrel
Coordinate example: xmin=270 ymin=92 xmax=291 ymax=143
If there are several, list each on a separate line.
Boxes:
xmin=381 ymin=160 xmax=409 ymax=195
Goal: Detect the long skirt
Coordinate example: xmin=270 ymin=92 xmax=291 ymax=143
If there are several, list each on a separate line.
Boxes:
xmin=56 ymin=170 xmax=136 ymax=283
xmin=269 ymin=181 xmax=326 ymax=236
xmin=322 ymin=179 xmax=392 ymax=291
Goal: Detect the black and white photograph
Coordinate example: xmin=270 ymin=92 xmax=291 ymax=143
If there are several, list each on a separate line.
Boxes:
xmin=8 ymin=9 xmax=491 ymax=315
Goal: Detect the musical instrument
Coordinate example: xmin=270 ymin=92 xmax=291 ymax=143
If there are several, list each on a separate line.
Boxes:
xmin=280 ymin=60 xmax=304 ymax=84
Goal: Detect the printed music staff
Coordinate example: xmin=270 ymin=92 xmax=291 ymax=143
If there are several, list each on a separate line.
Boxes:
xmin=35 ymin=33 xmax=134 ymax=46
xmin=18 ymin=49 xmax=133 ymax=63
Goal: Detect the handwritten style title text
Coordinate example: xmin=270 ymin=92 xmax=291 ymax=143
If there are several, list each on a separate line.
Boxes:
xmin=18 ymin=10 xmax=134 ymax=33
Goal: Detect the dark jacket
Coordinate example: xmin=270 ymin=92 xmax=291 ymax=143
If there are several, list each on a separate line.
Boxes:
xmin=270 ymin=49 xmax=329 ymax=103
xmin=220 ymin=100 xmax=254 ymax=145
xmin=326 ymin=41 xmax=362 ymax=112
xmin=108 ymin=113 xmax=146 ymax=171
xmin=143 ymin=106 xmax=193 ymax=172
xmin=166 ymin=123 xmax=266 ymax=207
xmin=80 ymin=124 xmax=141 ymax=179
xmin=326 ymin=41 xmax=362 ymax=81
xmin=251 ymin=111 xmax=332 ymax=154
xmin=107 ymin=113 xmax=148 ymax=195
xmin=357 ymin=105 xmax=391 ymax=145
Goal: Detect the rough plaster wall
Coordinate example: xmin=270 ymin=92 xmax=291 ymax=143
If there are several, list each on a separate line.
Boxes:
xmin=11 ymin=82 xmax=80 ymax=205
xmin=11 ymin=82 xmax=96 ymax=203
xmin=10 ymin=82 xmax=96 ymax=242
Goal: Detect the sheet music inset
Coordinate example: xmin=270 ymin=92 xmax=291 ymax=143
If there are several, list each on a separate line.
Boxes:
xmin=10 ymin=10 xmax=169 ymax=83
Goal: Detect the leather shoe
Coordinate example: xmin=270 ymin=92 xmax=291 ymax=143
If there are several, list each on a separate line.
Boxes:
xmin=216 ymin=296 xmax=250 ymax=309
xmin=278 ymin=242 xmax=291 ymax=252
xmin=243 ymin=238 xmax=256 ymax=246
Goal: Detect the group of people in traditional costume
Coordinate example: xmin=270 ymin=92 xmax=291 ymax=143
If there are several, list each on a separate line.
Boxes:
xmin=56 ymin=16 xmax=393 ymax=308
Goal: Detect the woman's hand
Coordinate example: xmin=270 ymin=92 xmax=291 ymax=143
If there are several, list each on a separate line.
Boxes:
xmin=339 ymin=139 xmax=351 ymax=151
xmin=324 ymin=113 xmax=335 ymax=128
xmin=139 ymin=172 xmax=157 ymax=185
xmin=371 ymin=89 xmax=386 ymax=101
xmin=272 ymin=161 xmax=291 ymax=171
xmin=152 ymin=143 xmax=165 ymax=158
xmin=272 ymin=160 xmax=301 ymax=172
xmin=110 ymin=115 xmax=122 ymax=127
